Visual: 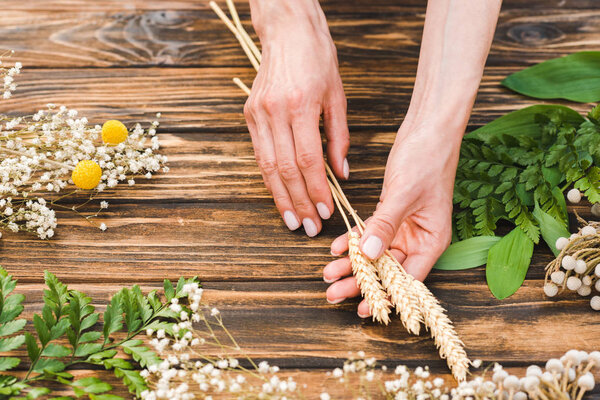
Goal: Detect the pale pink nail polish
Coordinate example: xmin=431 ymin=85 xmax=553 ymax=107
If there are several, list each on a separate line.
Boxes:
xmin=316 ymin=202 xmax=331 ymax=220
xmin=357 ymin=311 xmax=370 ymax=318
xmin=343 ymin=158 xmax=349 ymax=179
xmin=362 ymin=235 xmax=382 ymax=259
xmin=324 ymin=276 xmax=339 ymax=284
xmin=327 ymin=297 xmax=346 ymax=305
xmin=303 ymin=218 xmax=318 ymax=237
xmin=283 ymin=211 xmax=300 ymax=230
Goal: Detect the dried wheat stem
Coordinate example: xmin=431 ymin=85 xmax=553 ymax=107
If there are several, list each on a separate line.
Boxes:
xmin=209 ymin=1 xmax=260 ymax=71
xmin=348 ymin=231 xmax=392 ymax=325
xmin=233 ymin=77 xmax=251 ymax=96
xmin=225 ymin=0 xmax=262 ymax=62
xmin=374 ymin=254 xmax=422 ymax=334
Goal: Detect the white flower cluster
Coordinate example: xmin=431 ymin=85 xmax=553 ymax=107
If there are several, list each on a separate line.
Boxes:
xmin=0 ymin=57 xmax=168 ymax=239
xmin=544 ymin=219 xmax=600 ymax=310
xmin=0 ymin=53 xmax=20 ymax=99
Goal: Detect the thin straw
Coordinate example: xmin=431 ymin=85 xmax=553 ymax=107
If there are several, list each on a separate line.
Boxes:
xmin=209 ymin=1 xmax=260 ymax=71
xmin=328 ymin=181 xmax=351 ymax=232
xmin=225 ymin=0 xmax=262 ymax=62
xmin=233 ymin=77 xmax=252 ymax=96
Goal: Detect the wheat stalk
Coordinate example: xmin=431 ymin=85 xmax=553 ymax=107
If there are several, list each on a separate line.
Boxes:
xmin=211 ymin=0 xmax=470 ymax=381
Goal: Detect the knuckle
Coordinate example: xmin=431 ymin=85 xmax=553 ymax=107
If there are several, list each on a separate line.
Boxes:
xmin=371 ymin=215 xmax=397 ymax=241
xmin=285 ymin=89 xmax=305 ymax=114
xmin=293 ymin=197 xmax=314 ymax=213
xmin=261 ymin=92 xmax=283 ymax=114
xmin=296 ymin=150 xmax=321 ymax=171
xmin=258 ymin=158 xmax=278 ymax=176
xmin=278 ymin=159 xmax=301 ymax=181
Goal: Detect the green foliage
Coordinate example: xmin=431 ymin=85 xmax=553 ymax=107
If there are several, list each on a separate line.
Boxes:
xmin=455 ymin=104 xmax=600 ymax=245
xmin=0 ymin=265 xmax=200 ymax=399
xmin=434 ymin=236 xmax=502 ymax=270
xmin=501 ymin=51 xmax=600 ymax=103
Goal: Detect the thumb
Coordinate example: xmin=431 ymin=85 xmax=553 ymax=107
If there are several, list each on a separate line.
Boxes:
xmin=359 ymin=191 xmax=413 ymax=260
xmin=323 ymin=94 xmax=350 ymax=180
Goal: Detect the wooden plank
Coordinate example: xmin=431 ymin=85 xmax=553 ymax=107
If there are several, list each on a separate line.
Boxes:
xmin=0 ymin=4 xmax=598 ymax=68
xmin=0 ymin=67 xmax=590 ymax=130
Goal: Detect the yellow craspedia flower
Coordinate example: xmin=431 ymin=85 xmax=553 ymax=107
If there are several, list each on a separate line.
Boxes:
xmin=72 ymin=160 xmax=102 ymax=190
xmin=101 ymin=119 xmax=128 ymax=145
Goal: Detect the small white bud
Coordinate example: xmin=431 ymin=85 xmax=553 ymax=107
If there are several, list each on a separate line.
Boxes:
xmin=562 ymin=255 xmax=577 ymax=271
xmin=566 ymin=276 xmax=582 ymax=291
xmin=581 ymin=225 xmax=597 ymax=236
xmin=582 ymin=275 xmax=592 ymax=286
xmin=578 ymin=373 xmax=595 ymax=391
xmin=544 ymin=283 xmax=558 ymax=297
xmin=577 ymin=285 xmax=592 ymax=297
xmin=555 ymin=237 xmax=569 ymax=250
xmin=551 ymin=271 xmax=565 ymax=285
xmin=514 ymin=392 xmax=527 ymax=400
xmin=503 ymin=375 xmax=520 ymax=390
xmin=575 ymin=259 xmax=588 ymax=274
xmin=570 ymin=233 xmax=580 ymax=240
xmin=567 ymin=188 xmax=582 ymax=203
xmin=526 ymin=365 xmax=542 ymax=378
xmin=592 ymin=203 xmax=600 ymax=217
xmin=545 ymin=358 xmax=563 ymax=373
xmin=591 ymin=296 xmax=600 ymax=311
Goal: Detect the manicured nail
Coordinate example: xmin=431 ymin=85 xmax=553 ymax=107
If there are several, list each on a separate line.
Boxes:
xmin=362 ymin=235 xmax=382 ymax=259
xmin=331 ymin=249 xmax=341 ymax=256
xmin=283 ymin=211 xmax=300 ymax=230
xmin=342 ymin=158 xmax=349 ymax=179
xmin=357 ymin=311 xmax=371 ymax=318
xmin=327 ymin=297 xmax=346 ymax=305
xmin=316 ymin=202 xmax=331 ymax=220
xmin=324 ymin=275 xmax=339 ymax=284
xmin=303 ymin=218 xmax=318 ymax=237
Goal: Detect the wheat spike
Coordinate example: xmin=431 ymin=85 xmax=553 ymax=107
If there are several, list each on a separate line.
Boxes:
xmin=348 ymin=232 xmax=392 ymax=325
xmin=374 ymin=254 xmax=422 ymax=335
xmin=411 ymin=279 xmax=470 ymax=381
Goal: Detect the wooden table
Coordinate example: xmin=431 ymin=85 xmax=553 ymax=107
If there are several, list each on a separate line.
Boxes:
xmin=0 ymin=0 xmax=599 ymax=397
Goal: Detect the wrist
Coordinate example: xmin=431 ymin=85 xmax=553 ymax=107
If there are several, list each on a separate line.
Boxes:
xmin=249 ymin=0 xmax=328 ymax=42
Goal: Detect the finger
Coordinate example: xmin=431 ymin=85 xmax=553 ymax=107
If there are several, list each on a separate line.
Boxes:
xmin=388 ymin=248 xmax=407 ymax=266
xmin=323 ymin=257 xmax=352 ymax=283
xmin=326 ymin=276 xmax=360 ymax=304
xmin=269 ymin=118 xmax=322 ymax=237
xmin=291 ymin=112 xmax=334 ymax=220
xmin=357 ymin=299 xmax=371 ymax=318
xmin=331 ymin=220 xmax=370 ymax=256
xmin=401 ymin=252 xmax=440 ymax=282
xmin=247 ymin=109 xmax=301 ymax=231
xmin=323 ymin=83 xmax=350 ymax=180
xmin=360 ymin=191 xmax=416 ymax=260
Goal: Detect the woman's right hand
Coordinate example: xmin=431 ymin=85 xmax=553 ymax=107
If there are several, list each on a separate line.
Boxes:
xmin=246 ymin=0 xmax=349 ymax=237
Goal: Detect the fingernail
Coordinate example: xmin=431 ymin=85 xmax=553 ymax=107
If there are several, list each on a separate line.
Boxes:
xmin=327 ymin=297 xmax=346 ymax=305
xmin=316 ymin=202 xmax=331 ymax=220
xmin=303 ymin=218 xmax=318 ymax=237
xmin=362 ymin=235 xmax=382 ymax=259
xmin=324 ymin=275 xmax=339 ymax=284
xmin=331 ymin=249 xmax=341 ymax=256
xmin=343 ymin=158 xmax=349 ymax=179
xmin=357 ymin=311 xmax=370 ymax=318
xmin=283 ymin=211 xmax=300 ymax=230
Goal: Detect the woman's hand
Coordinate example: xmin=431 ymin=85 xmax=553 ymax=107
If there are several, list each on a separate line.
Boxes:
xmin=323 ymin=121 xmax=461 ymax=317
xmin=246 ymin=0 xmax=349 ymax=237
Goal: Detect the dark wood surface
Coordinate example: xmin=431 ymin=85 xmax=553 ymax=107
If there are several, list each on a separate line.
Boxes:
xmin=1 ymin=0 xmax=599 ymax=397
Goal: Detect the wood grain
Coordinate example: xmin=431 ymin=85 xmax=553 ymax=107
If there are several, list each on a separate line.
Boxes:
xmin=2 ymin=0 xmax=600 ymax=398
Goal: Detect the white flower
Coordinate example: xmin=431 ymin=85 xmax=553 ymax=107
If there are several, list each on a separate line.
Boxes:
xmin=320 ymin=393 xmax=330 ymax=400
xmin=100 ymin=201 xmax=109 ymax=209
xmin=99 ymin=223 xmax=107 ymax=231
xmin=210 ymin=308 xmax=220 ymax=316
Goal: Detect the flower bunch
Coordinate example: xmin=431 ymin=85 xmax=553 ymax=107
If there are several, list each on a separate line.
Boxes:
xmin=0 ymin=55 xmax=168 ymax=239
xmin=544 ymin=194 xmax=600 ymax=310
xmin=140 ymin=283 xmax=598 ymax=400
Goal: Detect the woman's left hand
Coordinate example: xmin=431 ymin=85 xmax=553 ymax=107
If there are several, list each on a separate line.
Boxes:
xmin=322 ymin=120 xmax=462 ymax=318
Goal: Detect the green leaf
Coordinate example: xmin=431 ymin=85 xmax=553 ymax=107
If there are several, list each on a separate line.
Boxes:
xmin=74 ymin=343 xmax=103 ymax=358
xmin=0 ymin=335 xmax=25 ymax=352
xmin=80 ymin=313 xmax=100 ymax=331
xmin=25 ymin=333 xmax=40 ymax=361
xmin=89 ymin=395 xmax=124 ymax=400
xmin=25 ymin=387 xmax=51 ymax=399
xmin=79 ymin=331 xmax=102 ymax=343
xmin=72 ymin=377 xmax=112 ymax=394
xmin=0 ymin=357 xmax=21 ymax=371
xmin=86 ymin=350 xmax=118 ymax=362
xmin=33 ymin=358 xmax=65 ymax=374
xmin=469 ymin=105 xmax=584 ymax=143
xmin=502 ymin=52 xmax=600 ymax=103
xmin=33 ymin=314 xmax=50 ymax=346
xmin=41 ymin=343 xmax=71 ymax=358
xmin=0 ymin=303 xmax=25 ymax=324
xmin=533 ymin=203 xmax=570 ymax=256
xmin=486 ymin=227 xmax=535 ymax=299
xmin=434 ymin=236 xmax=502 ymax=270
xmin=49 ymin=318 xmax=70 ymax=341
xmin=103 ymin=294 xmax=123 ymax=344
xmin=163 ymin=279 xmax=175 ymax=302
xmin=120 ymin=340 xmax=161 ymax=368
xmin=113 ymin=368 xmax=147 ymax=397
xmin=43 ymin=270 xmax=69 ymax=320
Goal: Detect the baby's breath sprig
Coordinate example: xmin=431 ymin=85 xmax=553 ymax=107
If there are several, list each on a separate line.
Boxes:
xmin=0 ymin=56 xmax=168 ymax=239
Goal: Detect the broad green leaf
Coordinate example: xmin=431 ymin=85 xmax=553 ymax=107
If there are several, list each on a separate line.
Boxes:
xmin=120 ymin=289 xmax=142 ymax=334
xmin=74 ymin=343 xmax=103 ymax=358
xmin=163 ymin=279 xmax=175 ymax=302
xmin=469 ymin=105 xmax=584 ymax=143
xmin=49 ymin=319 xmax=70 ymax=341
xmin=102 ymin=358 xmax=133 ymax=370
xmin=434 ymin=236 xmax=502 ymax=270
xmin=41 ymin=343 xmax=71 ymax=358
xmin=79 ymin=331 xmax=102 ymax=343
xmin=0 ymin=357 xmax=20 ymax=371
xmin=72 ymin=377 xmax=112 ymax=394
xmin=486 ymin=227 xmax=534 ymax=299
xmin=33 ymin=358 xmax=65 ymax=374
xmin=552 ymin=187 xmax=568 ymax=220
xmin=80 ymin=313 xmax=100 ymax=331
xmin=120 ymin=340 xmax=161 ymax=368
xmin=0 ymin=335 xmax=25 ymax=352
xmin=103 ymin=294 xmax=123 ymax=344
xmin=43 ymin=270 xmax=69 ymax=320
xmin=502 ymin=52 xmax=600 ymax=103
xmin=25 ymin=387 xmax=51 ymax=399
xmin=25 ymin=333 xmax=40 ymax=361
xmin=533 ymin=203 xmax=570 ymax=256
xmin=33 ymin=315 xmax=50 ymax=346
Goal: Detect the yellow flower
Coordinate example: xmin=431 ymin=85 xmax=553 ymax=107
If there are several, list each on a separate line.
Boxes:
xmin=101 ymin=120 xmax=128 ymax=145
xmin=72 ymin=160 xmax=102 ymax=190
